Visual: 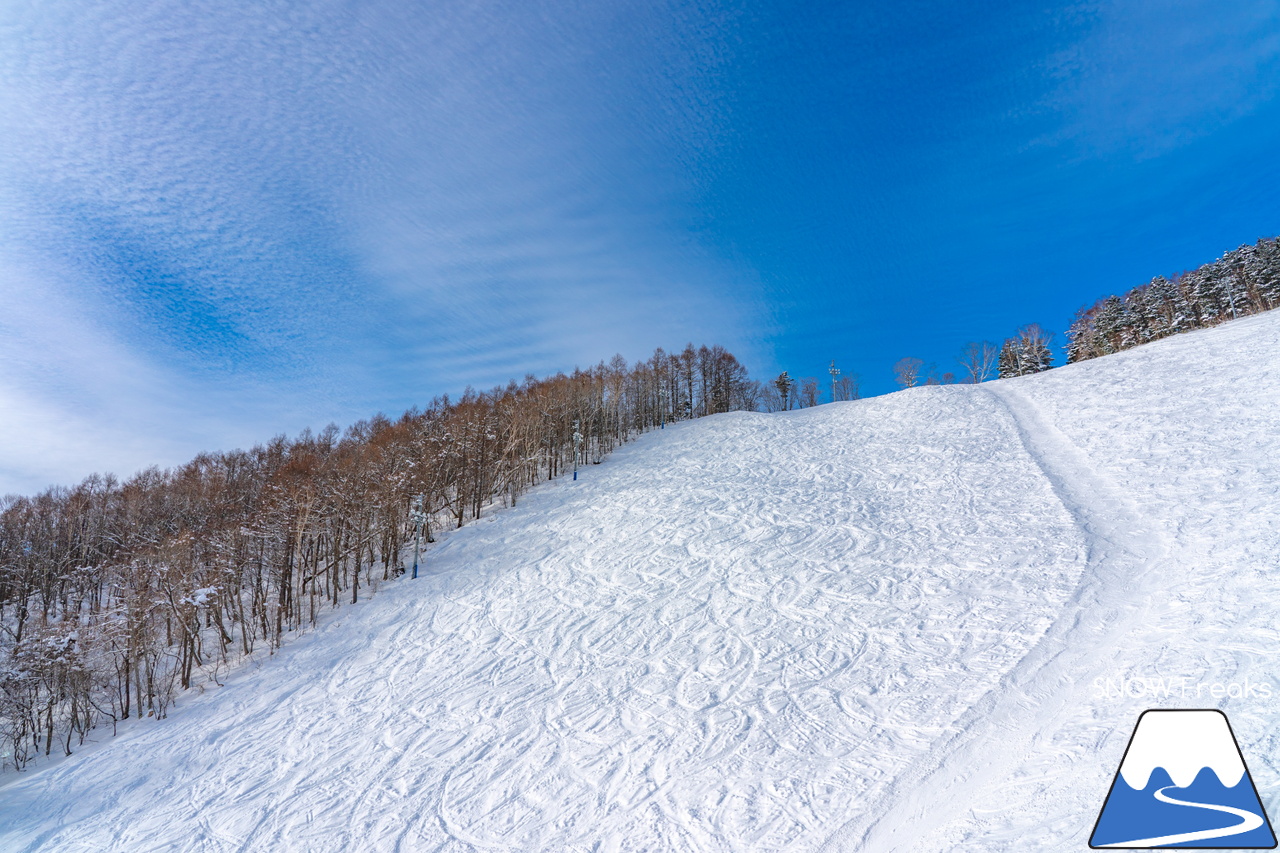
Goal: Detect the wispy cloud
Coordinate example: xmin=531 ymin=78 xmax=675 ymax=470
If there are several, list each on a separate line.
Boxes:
xmin=1038 ymin=0 xmax=1280 ymax=159
xmin=0 ymin=0 xmax=764 ymax=493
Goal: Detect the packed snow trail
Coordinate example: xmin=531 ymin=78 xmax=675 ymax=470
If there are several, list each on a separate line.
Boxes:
xmin=2 ymin=312 xmax=1279 ymax=851
xmin=902 ymin=311 xmax=1280 ymax=851
xmin=820 ymin=383 xmax=1173 ymax=851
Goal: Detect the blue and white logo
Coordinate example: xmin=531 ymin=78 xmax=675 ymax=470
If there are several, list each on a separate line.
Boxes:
xmin=1091 ymin=709 xmax=1276 ymax=848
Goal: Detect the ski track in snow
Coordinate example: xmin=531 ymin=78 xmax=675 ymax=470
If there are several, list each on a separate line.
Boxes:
xmin=820 ymin=383 xmax=1171 ymax=851
xmin=2 ymin=312 xmax=1279 ymax=851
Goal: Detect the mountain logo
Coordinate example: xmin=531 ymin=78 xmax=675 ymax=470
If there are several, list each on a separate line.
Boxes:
xmin=1090 ymin=709 xmax=1276 ymax=848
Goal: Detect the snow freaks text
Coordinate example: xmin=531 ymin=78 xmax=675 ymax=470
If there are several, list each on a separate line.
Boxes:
xmin=1093 ymin=677 xmax=1273 ymax=702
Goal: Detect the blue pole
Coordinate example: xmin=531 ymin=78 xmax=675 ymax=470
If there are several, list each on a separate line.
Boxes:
xmin=412 ymin=520 xmax=420 ymax=579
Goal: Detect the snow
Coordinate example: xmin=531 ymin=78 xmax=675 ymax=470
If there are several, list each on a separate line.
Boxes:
xmin=2 ymin=311 xmax=1279 ymax=851
xmin=181 ymin=587 xmax=219 ymax=608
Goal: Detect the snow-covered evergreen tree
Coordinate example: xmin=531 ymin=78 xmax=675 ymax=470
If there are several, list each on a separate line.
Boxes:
xmin=1241 ymin=239 xmax=1280 ymax=311
xmin=998 ymin=325 xmax=1054 ymax=377
xmin=1093 ymin=296 xmax=1127 ymax=356
xmin=1065 ymin=236 xmax=1280 ymax=364
xmin=997 ymin=340 xmax=1019 ymax=378
xmin=1065 ymin=306 xmax=1097 ymax=363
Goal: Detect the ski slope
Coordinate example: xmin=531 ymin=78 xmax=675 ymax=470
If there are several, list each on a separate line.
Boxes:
xmin=2 ymin=312 xmax=1279 ymax=852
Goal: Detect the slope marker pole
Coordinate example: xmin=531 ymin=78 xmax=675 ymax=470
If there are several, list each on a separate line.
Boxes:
xmin=410 ymin=494 xmax=425 ymax=579
xmin=572 ymin=420 xmax=582 ymax=481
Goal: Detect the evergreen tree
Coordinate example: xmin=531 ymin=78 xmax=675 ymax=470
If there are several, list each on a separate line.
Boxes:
xmin=1200 ymin=260 xmax=1241 ymax=323
xmin=998 ymin=325 xmax=1053 ymax=376
xmin=1015 ymin=324 xmax=1053 ymax=374
xmin=1023 ymin=333 xmax=1053 ymax=373
xmin=1182 ymin=267 xmax=1214 ymax=327
xmin=1066 ymin=306 xmax=1098 ymax=363
xmin=773 ymin=371 xmax=792 ymax=410
xmin=1093 ymin=296 xmax=1127 ymax=355
xmin=1255 ymin=238 xmax=1280 ymax=308
xmin=1122 ymin=285 xmax=1153 ymax=346
xmin=998 ymin=339 xmax=1020 ymax=378
xmin=1064 ymin=236 xmax=1280 ymax=365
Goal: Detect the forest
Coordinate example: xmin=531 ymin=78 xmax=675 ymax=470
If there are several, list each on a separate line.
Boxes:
xmin=956 ymin=237 xmax=1280 ymax=383
xmin=1066 ymin=237 xmax=1280 ymax=362
xmin=0 ymin=344 xmax=753 ymax=770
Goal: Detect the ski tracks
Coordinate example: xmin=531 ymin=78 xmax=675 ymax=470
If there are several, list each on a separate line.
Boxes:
xmin=0 ymin=381 xmax=1185 ymax=852
xmin=820 ymin=384 xmax=1173 ymax=852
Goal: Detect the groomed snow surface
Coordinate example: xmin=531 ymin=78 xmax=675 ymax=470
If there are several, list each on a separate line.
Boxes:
xmin=3 ymin=313 xmax=1279 ymax=852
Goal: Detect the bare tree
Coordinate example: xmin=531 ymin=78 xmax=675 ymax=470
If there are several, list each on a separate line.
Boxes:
xmin=0 ymin=339 xmax=762 ymax=772
xmin=797 ymin=377 xmax=820 ymax=408
xmin=958 ymin=341 xmax=999 ymax=384
xmin=833 ymin=374 xmax=860 ymax=401
xmin=893 ymin=357 xmax=924 ymax=389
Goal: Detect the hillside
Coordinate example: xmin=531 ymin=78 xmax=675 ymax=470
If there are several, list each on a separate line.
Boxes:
xmin=2 ymin=312 xmax=1279 ymax=852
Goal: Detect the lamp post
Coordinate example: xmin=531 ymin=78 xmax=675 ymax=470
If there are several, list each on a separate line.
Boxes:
xmin=658 ymin=386 xmax=666 ymax=429
xmin=829 ymin=360 xmax=841 ymax=402
xmin=409 ymin=494 xmax=425 ymax=579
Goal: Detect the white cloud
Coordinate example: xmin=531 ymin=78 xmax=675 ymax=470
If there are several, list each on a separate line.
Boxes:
xmin=0 ymin=0 xmax=765 ymax=493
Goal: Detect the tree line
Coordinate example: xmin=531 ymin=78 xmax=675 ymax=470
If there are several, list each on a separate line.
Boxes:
xmin=892 ymin=236 xmax=1280 ymax=386
xmin=1066 ymin=237 xmax=1280 ymax=362
xmin=764 ymin=369 xmax=861 ymax=411
xmin=0 ymin=343 xmax=753 ymax=771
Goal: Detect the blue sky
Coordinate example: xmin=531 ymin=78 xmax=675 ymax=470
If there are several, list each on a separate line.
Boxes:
xmin=2 ymin=0 xmax=1279 ymax=494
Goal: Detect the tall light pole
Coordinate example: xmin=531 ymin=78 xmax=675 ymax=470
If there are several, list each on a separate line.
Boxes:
xmin=572 ymin=420 xmax=583 ymax=481
xmin=658 ymin=386 xmax=666 ymax=429
xmin=829 ymin=360 xmax=841 ymax=402
xmin=409 ymin=494 xmax=425 ymax=579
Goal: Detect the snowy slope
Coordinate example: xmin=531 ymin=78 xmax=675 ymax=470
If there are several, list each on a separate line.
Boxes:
xmin=2 ymin=312 xmax=1279 ymax=852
